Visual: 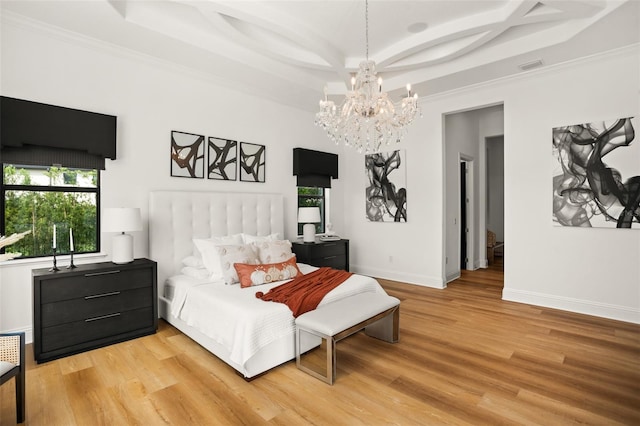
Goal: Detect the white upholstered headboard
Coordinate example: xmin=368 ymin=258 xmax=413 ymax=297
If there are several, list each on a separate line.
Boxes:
xmin=149 ymin=191 xmax=284 ymax=294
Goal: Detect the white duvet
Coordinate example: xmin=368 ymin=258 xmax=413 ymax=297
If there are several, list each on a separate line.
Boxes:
xmin=166 ymin=264 xmax=386 ymax=367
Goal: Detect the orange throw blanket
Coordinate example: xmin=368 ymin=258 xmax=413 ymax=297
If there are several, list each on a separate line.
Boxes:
xmin=255 ymin=267 xmax=353 ymax=317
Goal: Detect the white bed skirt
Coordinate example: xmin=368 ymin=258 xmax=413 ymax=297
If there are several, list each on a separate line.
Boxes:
xmin=159 ymin=296 xmax=297 ymax=378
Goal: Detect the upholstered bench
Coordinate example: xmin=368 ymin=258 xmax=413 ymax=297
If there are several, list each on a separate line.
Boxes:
xmin=295 ymin=292 xmax=400 ymax=384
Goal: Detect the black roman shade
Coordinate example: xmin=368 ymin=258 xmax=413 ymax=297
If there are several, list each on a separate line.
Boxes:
xmin=0 ymin=96 xmax=116 ymax=169
xmin=293 ymin=148 xmax=338 ymax=188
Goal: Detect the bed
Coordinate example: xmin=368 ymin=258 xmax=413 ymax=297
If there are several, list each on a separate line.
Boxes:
xmin=149 ymin=190 xmax=387 ymax=378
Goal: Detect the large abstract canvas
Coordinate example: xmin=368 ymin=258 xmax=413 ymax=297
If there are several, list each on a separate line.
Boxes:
xmin=208 ymin=137 xmax=237 ymax=181
xmin=240 ymin=142 xmax=266 ymax=182
xmin=552 ymin=117 xmax=639 ymax=228
xmin=171 ymin=131 xmax=204 ymax=178
xmin=365 ymin=150 xmax=407 ymax=222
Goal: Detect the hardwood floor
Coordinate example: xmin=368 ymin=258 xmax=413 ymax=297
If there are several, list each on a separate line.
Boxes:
xmin=2 ymin=262 xmax=639 ymax=425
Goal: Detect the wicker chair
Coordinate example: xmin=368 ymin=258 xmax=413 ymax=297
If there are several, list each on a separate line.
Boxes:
xmin=0 ymin=332 xmax=25 ymax=423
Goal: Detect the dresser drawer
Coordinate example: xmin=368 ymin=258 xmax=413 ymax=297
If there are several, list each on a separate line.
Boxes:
xmin=40 ymin=267 xmax=153 ymax=303
xmin=41 ymin=286 xmax=153 ymax=327
xmin=41 ymin=307 xmax=155 ymax=353
xmin=310 ymin=241 xmax=346 ymax=258
xmin=292 ymin=239 xmax=349 ymax=271
xmin=310 ymin=255 xmax=347 ymax=270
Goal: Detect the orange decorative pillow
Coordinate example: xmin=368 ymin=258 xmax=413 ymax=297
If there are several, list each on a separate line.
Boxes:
xmin=235 ymin=256 xmax=301 ymax=288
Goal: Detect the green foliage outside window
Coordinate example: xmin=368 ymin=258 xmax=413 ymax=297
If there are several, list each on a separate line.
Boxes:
xmin=2 ymin=165 xmax=99 ymax=258
xmin=297 ymin=186 xmax=325 ymax=235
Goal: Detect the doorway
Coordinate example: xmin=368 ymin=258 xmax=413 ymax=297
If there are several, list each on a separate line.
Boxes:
xmin=443 ymin=104 xmax=504 ymax=285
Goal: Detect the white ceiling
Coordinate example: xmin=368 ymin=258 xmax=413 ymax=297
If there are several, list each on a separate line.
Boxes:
xmin=2 ymin=1 xmax=638 ymax=111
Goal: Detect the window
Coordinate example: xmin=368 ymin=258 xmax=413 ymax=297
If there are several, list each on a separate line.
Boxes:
xmin=297 ymin=187 xmax=327 ymax=235
xmin=1 ymin=164 xmax=100 ymax=258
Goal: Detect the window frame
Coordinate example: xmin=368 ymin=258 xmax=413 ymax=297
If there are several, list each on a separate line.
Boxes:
xmin=297 ymin=186 xmax=328 ymax=236
xmin=1 ymin=164 xmax=101 ymax=259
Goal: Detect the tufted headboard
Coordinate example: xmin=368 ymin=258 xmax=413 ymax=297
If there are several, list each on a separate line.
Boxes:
xmin=149 ymin=191 xmax=284 ymax=295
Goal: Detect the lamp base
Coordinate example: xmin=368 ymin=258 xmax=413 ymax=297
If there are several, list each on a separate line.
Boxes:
xmin=303 ymin=223 xmax=316 ymax=243
xmin=112 ymin=233 xmax=134 ymax=264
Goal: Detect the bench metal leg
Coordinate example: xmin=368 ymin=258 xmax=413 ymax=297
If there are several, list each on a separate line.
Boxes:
xmin=296 ymin=305 xmax=400 ymax=385
xmin=365 ymin=306 xmax=399 ymax=343
xmin=296 ymin=327 xmax=335 ymax=385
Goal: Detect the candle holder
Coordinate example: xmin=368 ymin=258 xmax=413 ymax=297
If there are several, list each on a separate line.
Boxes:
xmin=50 ymin=248 xmax=60 ymax=272
xmin=66 ymin=250 xmax=77 ymax=269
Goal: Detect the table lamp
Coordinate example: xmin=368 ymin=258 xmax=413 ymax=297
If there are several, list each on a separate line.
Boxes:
xmin=103 ymin=207 xmax=142 ymax=264
xmin=298 ymin=207 xmax=321 ymax=243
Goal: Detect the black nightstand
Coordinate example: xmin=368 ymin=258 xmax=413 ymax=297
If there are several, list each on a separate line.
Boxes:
xmin=32 ymin=258 xmax=157 ymax=363
xmin=292 ymin=239 xmax=349 ymax=271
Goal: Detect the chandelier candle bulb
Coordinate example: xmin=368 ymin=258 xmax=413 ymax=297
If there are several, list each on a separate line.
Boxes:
xmin=378 ymin=77 xmax=383 ymax=92
xmin=407 ymin=84 xmax=411 ymax=96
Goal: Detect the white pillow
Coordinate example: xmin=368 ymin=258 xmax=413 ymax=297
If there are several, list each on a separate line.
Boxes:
xmin=181 ymin=255 xmax=204 ymax=269
xmin=253 ymin=240 xmax=293 ymax=263
xmin=216 ymin=244 xmax=261 ymax=284
xmin=192 ymin=234 xmax=244 ymax=273
xmin=242 ymin=233 xmax=281 ymax=244
xmin=180 ymin=266 xmax=211 ymax=280
xmin=195 ymin=241 xmax=260 ymax=284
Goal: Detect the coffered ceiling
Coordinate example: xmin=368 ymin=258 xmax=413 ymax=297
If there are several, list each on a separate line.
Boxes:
xmin=2 ymin=1 xmax=638 ymax=111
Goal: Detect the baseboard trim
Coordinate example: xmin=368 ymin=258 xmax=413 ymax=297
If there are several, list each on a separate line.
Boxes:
xmin=351 ymin=264 xmax=445 ymax=289
xmin=502 ymin=288 xmax=640 ymax=324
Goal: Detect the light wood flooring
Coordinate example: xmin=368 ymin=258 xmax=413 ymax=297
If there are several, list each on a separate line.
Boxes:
xmin=2 ymin=261 xmax=639 ymax=425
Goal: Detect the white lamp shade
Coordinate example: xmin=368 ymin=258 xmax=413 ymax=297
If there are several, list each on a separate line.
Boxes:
xmin=297 ymin=207 xmax=321 ymax=224
xmin=103 ymin=207 xmax=141 ymax=264
xmin=103 ymin=208 xmax=142 ymax=233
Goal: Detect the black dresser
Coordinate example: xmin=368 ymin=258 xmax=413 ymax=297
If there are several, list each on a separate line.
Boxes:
xmin=292 ymin=239 xmax=349 ymax=271
xmin=32 ymin=258 xmax=157 ymax=363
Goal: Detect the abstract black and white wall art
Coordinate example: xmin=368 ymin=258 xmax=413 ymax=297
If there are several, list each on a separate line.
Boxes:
xmin=365 ymin=150 xmax=407 ymax=222
xmin=208 ymin=137 xmax=237 ymax=180
xmin=170 ymin=131 xmax=204 ymax=178
xmin=552 ymin=117 xmax=639 ymax=229
xmin=240 ymin=142 xmax=266 ymax=182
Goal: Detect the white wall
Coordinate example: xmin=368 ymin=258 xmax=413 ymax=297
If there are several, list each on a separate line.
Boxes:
xmin=0 ymin=17 xmax=338 ymax=339
xmin=344 ymin=45 xmax=639 ymax=323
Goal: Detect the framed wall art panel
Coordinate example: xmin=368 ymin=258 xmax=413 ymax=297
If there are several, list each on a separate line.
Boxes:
xmin=170 ymin=131 xmax=205 ymax=178
xmin=240 ymin=142 xmax=266 ymax=183
xmin=365 ymin=149 xmax=407 ymax=222
xmin=552 ymin=117 xmax=638 ymax=229
xmin=208 ymin=137 xmax=237 ymax=181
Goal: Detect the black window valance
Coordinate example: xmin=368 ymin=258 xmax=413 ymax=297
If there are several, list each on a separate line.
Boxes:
xmin=293 ymin=148 xmax=338 ymax=188
xmin=0 ymin=145 xmax=106 ymax=170
xmin=1 ymin=96 xmax=116 ymax=169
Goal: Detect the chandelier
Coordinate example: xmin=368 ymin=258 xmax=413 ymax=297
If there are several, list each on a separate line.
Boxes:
xmin=315 ymin=0 xmax=421 ymax=153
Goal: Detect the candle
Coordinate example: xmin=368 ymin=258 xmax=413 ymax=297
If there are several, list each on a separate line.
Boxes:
xmin=52 ymin=224 xmax=56 ymax=249
xmin=378 ymin=77 xmax=383 ymax=93
xmin=406 ymin=83 xmax=411 ymax=97
xmin=69 ymin=228 xmax=74 ymax=252
xmin=351 ymin=76 xmax=355 ymax=91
